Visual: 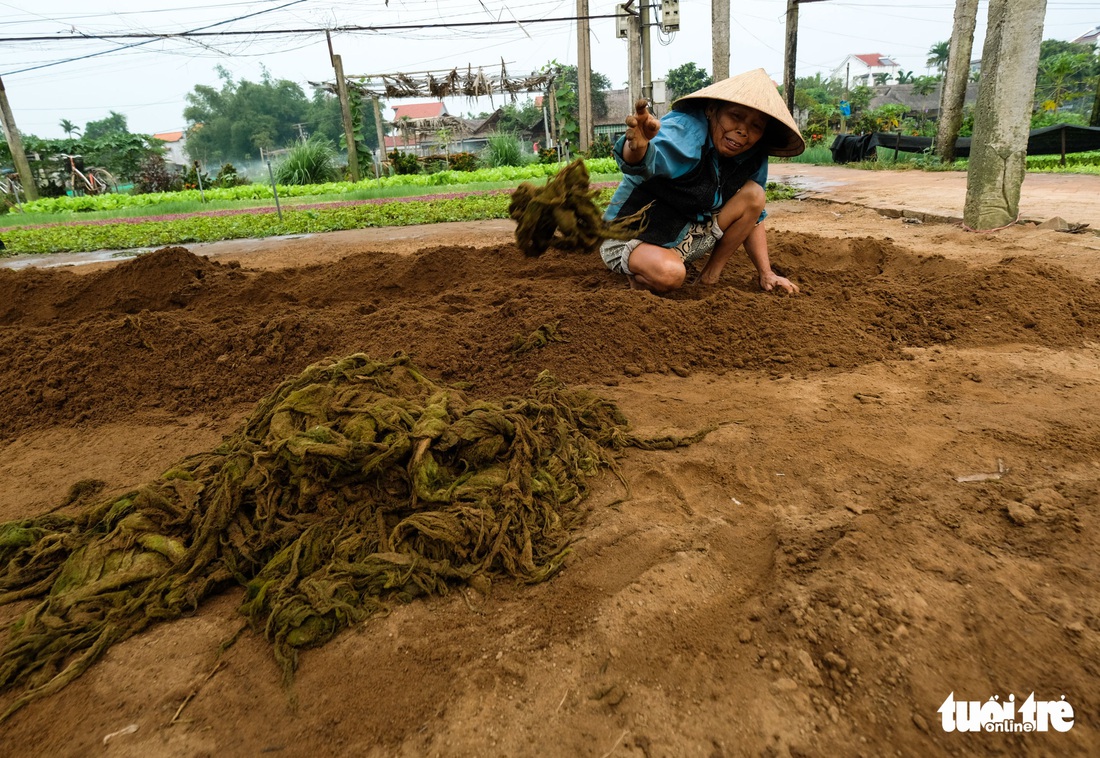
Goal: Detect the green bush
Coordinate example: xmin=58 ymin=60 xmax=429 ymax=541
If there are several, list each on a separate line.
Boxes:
xmin=180 ymin=163 xmax=213 ymax=192
xmin=484 ymin=133 xmax=527 ymax=168
xmin=448 ymin=152 xmax=480 ymax=172
xmin=388 ymin=150 xmax=420 ymax=175
xmin=586 ymin=135 xmax=614 ymax=159
xmin=421 ymin=154 xmax=450 ymax=174
xmin=1026 ymin=151 xmax=1100 ymax=170
xmin=275 ymin=137 xmax=339 ymax=185
xmin=1030 ymin=110 xmax=1088 ymax=129
xmin=133 ymin=156 xmax=182 ymax=194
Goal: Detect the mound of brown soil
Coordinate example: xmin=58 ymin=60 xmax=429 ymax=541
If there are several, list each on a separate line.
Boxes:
xmin=2 ymin=233 xmax=1098 ymax=442
xmin=1 ymin=203 xmax=1099 ymax=757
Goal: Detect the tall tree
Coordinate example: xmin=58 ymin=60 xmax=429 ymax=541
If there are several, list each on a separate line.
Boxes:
xmin=494 ymin=100 xmax=543 ymax=134
xmin=183 ymin=66 xmax=311 ymax=163
xmin=83 ymin=111 xmax=128 ymax=141
xmin=666 ymin=63 xmax=713 ymax=101
xmin=59 ymin=119 xmax=81 ymax=138
xmin=306 ymin=87 xmax=379 ymax=151
xmin=555 ymin=64 xmax=612 ymax=148
xmin=936 ymin=0 xmax=979 ymax=163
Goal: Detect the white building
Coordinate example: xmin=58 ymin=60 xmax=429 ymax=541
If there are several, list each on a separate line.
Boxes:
xmin=152 ymin=130 xmax=188 ymax=168
xmin=829 ymin=54 xmax=901 ymax=87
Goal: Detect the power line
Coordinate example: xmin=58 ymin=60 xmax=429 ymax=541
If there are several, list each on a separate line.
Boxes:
xmin=0 ymin=14 xmax=626 ymax=44
xmin=1 ymin=0 xmax=312 ymax=76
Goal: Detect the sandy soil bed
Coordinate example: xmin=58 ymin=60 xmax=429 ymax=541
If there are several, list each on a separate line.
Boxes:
xmin=0 ymin=196 xmax=1098 ymax=757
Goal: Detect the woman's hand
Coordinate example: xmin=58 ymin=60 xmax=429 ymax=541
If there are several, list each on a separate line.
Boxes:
xmin=623 ymin=99 xmax=659 ymax=164
xmin=759 ymin=270 xmax=800 ymax=294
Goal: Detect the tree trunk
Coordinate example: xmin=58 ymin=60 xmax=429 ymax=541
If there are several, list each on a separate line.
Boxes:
xmin=935 ymin=0 xmax=979 ymax=163
xmin=963 ymin=0 xmax=1047 ymax=231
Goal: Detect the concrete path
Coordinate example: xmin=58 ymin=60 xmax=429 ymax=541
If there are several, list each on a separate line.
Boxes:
xmin=770 ymin=163 xmax=1100 ymax=231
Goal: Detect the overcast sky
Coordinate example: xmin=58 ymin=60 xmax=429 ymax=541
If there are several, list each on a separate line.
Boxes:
xmin=0 ymin=1 xmax=1095 ymax=139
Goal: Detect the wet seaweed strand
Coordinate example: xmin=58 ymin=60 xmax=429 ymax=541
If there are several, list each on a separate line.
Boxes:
xmin=507 ymin=158 xmax=646 ymax=256
xmin=0 ymin=353 xmax=710 ymax=721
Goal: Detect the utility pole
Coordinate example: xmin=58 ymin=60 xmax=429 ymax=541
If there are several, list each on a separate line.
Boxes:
xmin=640 ymin=1 xmax=653 ymax=102
xmin=712 ymin=0 xmax=730 ymax=81
xmin=326 ymin=32 xmax=360 ymax=182
xmin=0 ymin=76 xmax=39 ymax=201
xmin=627 ymin=5 xmax=642 ymax=106
xmin=783 ymin=0 xmax=829 ymax=116
xmin=577 ymin=0 xmax=593 ymax=152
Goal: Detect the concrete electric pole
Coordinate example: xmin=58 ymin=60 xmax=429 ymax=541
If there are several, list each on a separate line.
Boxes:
xmin=0 ymin=77 xmax=39 ymax=201
xmin=783 ymin=0 xmax=829 ymax=115
xmin=577 ymin=0 xmax=593 ymax=152
xmin=327 ymin=32 xmax=361 ymax=182
xmin=712 ymin=0 xmax=730 ymax=81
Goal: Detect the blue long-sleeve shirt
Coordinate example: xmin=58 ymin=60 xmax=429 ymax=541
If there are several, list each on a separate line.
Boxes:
xmin=604 ymin=107 xmax=769 ymax=247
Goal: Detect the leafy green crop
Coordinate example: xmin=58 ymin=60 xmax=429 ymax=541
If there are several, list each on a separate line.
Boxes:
xmin=1 ymin=191 xmax=614 ymax=255
xmin=0 ymin=178 xmax=801 ymax=256
xmin=16 ymin=159 xmax=621 ymax=216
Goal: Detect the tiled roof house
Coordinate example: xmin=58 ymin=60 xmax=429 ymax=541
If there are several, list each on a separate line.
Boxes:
xmin=829 ymin=53 xmax=901 ymax=86
xmin=152 ymin=130 xmax=188 ymax=166
xmin=1072 ymin=25 xmax=1099 ymax=45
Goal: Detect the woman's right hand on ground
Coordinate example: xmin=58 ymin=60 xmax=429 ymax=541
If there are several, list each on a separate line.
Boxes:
xmin=623 ymin=99 xmax=659 ymax=163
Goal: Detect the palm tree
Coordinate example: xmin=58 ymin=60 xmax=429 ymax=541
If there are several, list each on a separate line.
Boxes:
xmin=913 ymin=76 xmax=939 ymax=97
xmin=59 ymin=119 xmax=81 ymax=138
xmin=927 ymin=41 xmax=950 ymax=75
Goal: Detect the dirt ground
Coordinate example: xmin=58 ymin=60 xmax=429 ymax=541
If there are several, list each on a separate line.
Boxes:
xmin=1 ymin=186 xmax=1099 ymax=757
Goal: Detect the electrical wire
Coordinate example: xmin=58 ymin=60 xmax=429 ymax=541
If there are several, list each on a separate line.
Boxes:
xmin=1 ymin=0 xmax=313 ymax=76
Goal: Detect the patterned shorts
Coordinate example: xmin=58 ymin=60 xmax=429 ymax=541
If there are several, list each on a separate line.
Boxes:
xmin=600 ymin=217 xmax=724 ymax=275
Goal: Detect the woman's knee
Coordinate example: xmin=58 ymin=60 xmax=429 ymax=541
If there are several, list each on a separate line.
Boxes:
xmin=633 ymin=250 xmax=682 ymax=292
xmin=738 ymin=181 xmax=766 ymax=214
xmin=628 ymin=246 xmax=687 ymax=291
xmin=718 ymin=181 xmax=765 ymax=229
xmin=646 ymin=257 xmax=687 ymax=291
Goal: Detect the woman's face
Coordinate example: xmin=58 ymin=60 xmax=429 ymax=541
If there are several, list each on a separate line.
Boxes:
xmin=707 ymin=102 xmax=769 ymax=158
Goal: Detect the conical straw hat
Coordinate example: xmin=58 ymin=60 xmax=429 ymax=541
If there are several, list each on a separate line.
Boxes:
xmin=673 ymin=68 xmax=806 ymax=157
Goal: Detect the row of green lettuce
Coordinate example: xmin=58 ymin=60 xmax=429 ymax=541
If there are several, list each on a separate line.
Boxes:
xmin=17 ymin=158 xmax=621 ymax=215
xmin=1 ymin=180 xmax=798 ymax=257
xmin=0 ymin=192 xmax=527 ymax=255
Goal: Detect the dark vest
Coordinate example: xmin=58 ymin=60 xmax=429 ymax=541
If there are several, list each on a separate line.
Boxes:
xmin=611 ymin=142 xmax=766 ymax=246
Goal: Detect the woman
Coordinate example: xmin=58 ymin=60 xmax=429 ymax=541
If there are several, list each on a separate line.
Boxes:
xmin=600 ymin=68 xmax=806 ymax=294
